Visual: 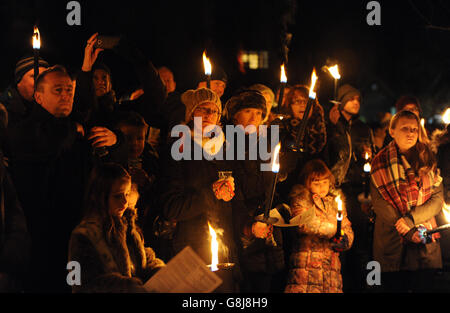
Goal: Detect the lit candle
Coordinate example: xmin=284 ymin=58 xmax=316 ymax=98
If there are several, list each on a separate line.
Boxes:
xmin=420 ymin=118 xmax=427 ymax=137
xmin=277 ymin=64 xmax=287 ymax=113
xmin=256 ymin=142 xmax=281 ymax=224
xmin=32 ymin=26 xmax=41 ymax=83
xmin=292 ymin=68 xmax=318 ymax=152
xmin=363 ymin=152 xmax=371 ymax=198
xmin=443 ymin=108 xmax=450 ymax=124
xmin=208 ymin=222 xmax=219 ymax=272
xmin=202 ymin=51 xmax=212 ymax=89
xmin=327 ymin=64 xmax=341 ymax=101
xmin=334 ymin=195 xmax=344 ymax=240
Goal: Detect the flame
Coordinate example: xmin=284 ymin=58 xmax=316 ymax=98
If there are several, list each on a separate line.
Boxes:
xmin=335 ymin=194 xmax=343 ymax=213
xmin=271 ymin=142 xmax=281 ymax=173
xmin=443 ymin=203 xmax=450 ymax=223
xmin=364 ymin=162 xmax=371 ymax=173
xmin=420 ymin=118 xmax=425 ymax=127
xmin=280 ymin=64 xmax=287 ymax=83
xmin=442 ymin=108 xmax=450 ymax=124
xmin=32 ymin=26 xmax=40 ymax=49
xmin=202 ymin=51 xmax=212 ymax=76
xmin=208 ymin=222 xmax=219 ymax=272
xmin=308 ymin=68 xmax=318 ymax=99
xmin=365 ymin=152 xmax=369 ymax=160
xmin=327 ymin=64 xmax=341 ymax=80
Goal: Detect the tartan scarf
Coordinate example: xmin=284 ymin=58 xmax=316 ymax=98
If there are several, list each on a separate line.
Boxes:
xmin=371 ymin=141 xmax=439 ymax=217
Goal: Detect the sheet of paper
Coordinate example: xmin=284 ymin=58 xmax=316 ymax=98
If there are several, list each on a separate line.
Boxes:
xmin=144 ymin=246 xmax=223 ymax=293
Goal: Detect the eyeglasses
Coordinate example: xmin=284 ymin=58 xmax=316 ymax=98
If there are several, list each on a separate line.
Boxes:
xmin=194 ymin=107 xmax=220 ymax=116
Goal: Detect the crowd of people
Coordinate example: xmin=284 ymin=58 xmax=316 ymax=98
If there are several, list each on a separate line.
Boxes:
xmin=0 ymin=33 xmax=448 ymax=293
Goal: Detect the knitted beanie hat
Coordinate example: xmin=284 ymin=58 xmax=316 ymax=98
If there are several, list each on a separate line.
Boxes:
xmin=15 ymin=56 xmax=49 ymax=84
xmin=224 ymin=89 xmax=267 ymax=121
xmin=337 ymin=84 xmax=361 ymax=110
xmin=182 ymin=88 xmax=222 ymax=124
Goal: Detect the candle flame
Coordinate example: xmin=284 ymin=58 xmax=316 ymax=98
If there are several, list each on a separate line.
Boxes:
xmin=327 ymin=64 xmax=341 ymax=80
xmin=280 ymin=64 xmax=287 ymax=83
xmin=420 ymin=118 xmax=425 ymax=127
xmin=442 ymin=108 xmax=450 ymax=124
xmin=308 ymin=68 xmax=318 ymax=99
xmin=203 ymin=51 xmax=212 ymax=76
xmin=365 ymin=152 xmax=369 ymax=160
xmin=443 ymin=203 xmax=450 ymax=223
xmin=33 ymin=26 xmax=40 ymax=49
xmin=271 ymin=142 xmax=281 ymax=173
xmin=364 ymin=162 xmax=371 ymax=173
xmin=208 ymin=222 xmax=219 ymax=272
xmin=335 ymin=194 xmax=343 ymax=213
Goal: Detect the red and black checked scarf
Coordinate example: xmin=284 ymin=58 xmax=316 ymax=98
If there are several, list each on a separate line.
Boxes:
xmin=371 ymin=141 xmax=441 ymax=238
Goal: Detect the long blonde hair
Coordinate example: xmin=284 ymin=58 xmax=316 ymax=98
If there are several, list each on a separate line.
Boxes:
xmin=389 ymin=110 xmax=436 ymax=176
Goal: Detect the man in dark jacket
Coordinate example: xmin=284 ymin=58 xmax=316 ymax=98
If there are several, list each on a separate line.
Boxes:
xmin=0 ymin=56 xmax=49 ymax=128
xmin=7 ymin=65 xmax=126 ymax=292
xmin=0 ymin=103 xmax=31 ymax=292
xmin=326 ymin=84 xmax=375 ymax=293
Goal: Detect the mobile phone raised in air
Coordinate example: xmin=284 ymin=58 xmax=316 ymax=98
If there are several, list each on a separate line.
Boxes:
xmin=94 ymin=36 xmax=120 ymax=49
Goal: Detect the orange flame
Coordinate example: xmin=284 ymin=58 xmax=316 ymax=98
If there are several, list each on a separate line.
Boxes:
xmin=335 ymin=194 xmax=343 ymax=213
xmin=271 ymin=142 xmax=281 ymax=173
xmin=443 ymin=108 xmax=450 ymax=124
xmin=327 ymin=64 xmax=341 ymax=80
xmin=32 ymin=26 xmax=40 ymax=49
xmin=203 ymin=51 xmax=212 ymax=75
xmin=208 ymin=222 xmax=218 ymax=271
xmin=309 ymin=68 xmax=318 ymax=99
xmin=280 ymin=64 xmax=287 ymax=83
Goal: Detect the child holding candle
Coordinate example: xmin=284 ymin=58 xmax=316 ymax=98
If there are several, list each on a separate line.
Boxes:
xmin=285 ymin=159 xmax=353 ymax=293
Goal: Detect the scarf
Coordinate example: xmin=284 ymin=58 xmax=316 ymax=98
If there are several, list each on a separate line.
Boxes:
xmin=371 ymin=141 xmax=442 ymax=236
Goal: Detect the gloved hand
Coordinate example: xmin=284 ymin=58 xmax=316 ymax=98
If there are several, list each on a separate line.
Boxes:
xmin=331 ymin=233 xmax=349 ymax=252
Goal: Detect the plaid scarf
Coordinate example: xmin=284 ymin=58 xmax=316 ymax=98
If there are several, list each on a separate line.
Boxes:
xmin=371 ymin=141 xmax=441 ymax=235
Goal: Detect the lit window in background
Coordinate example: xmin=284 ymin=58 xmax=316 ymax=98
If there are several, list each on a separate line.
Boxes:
xmin=241 ymin=51 xmax=269 ymax=69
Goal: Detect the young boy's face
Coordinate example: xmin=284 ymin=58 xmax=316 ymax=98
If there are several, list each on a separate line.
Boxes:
xmin=120 ymin=125 xmax=146 ymax=159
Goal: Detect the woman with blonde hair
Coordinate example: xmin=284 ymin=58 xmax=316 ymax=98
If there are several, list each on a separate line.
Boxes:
xmin=371 ymin=110 xmax=444 ymax=292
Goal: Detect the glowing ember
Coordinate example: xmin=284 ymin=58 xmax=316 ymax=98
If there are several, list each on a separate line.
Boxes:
xmin=280 ymin=64 xmax=287 ymax=83
xmin=202 ymin=51 xmax=212 ymax=76
xmin=33 ymin=26 xmax=40 ymax=49
xmin=327 ymin=64 xmax=341 ymax=80
xmin=308 ymin=68 xmax=318 ymax=99
xmin=208 ymin=222 xmax=218 ymax=272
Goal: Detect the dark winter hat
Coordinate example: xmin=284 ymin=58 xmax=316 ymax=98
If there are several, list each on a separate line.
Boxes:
xmin=198 ymin=66 xmax=228 ymax=84
xmin=15 ymin=56 xmax=49 ymax=84
xmin=395 ymin=95 xmax=422 ymax=115
xmin=224 ymin=89 xmax=267 ymax=122
xmin=337 ymin=84 xmax=361 ymax=110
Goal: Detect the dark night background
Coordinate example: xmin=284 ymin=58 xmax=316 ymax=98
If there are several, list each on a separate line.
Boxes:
xmin=1 ymin=0 xmax=450 ymax=124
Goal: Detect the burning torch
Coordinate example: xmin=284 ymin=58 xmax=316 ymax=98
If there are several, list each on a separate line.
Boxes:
xmin=290 ymin=68 xmax=318 ymax=152
xmin=256 ymin=142 xmax=281 ymax=225
xmin=327 ymin=64 xmax=341 ymax=102
xmin=277 ymin=64 xmax=287 ymax=113
xmin=32 ymin=26 xmax=41 ymax=83
xmin=203 ymin=51 xmax=212 ymax=89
